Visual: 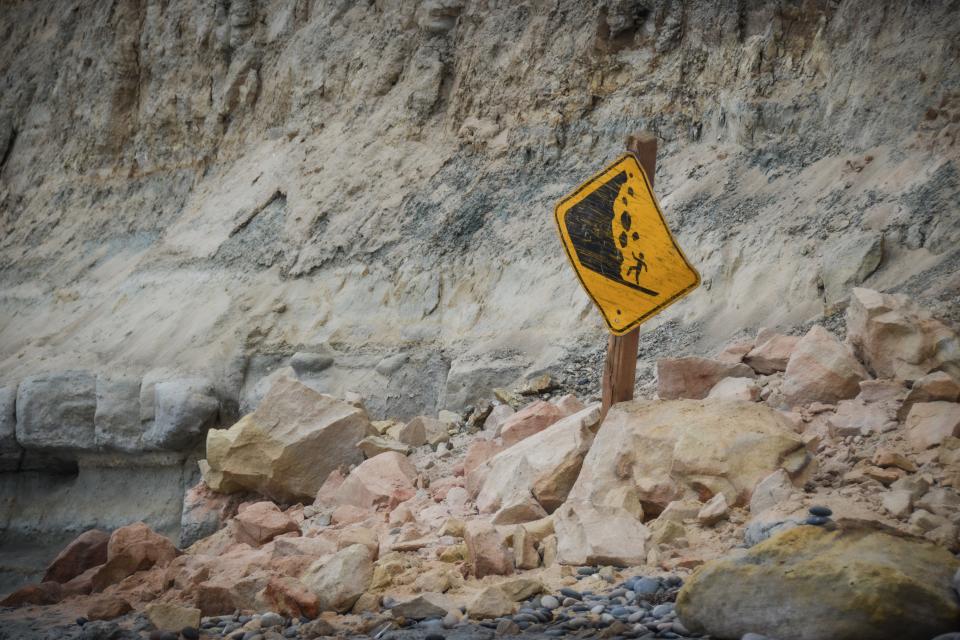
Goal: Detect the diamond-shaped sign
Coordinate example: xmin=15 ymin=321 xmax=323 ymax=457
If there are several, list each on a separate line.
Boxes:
xmin=554 ymin=153 xmax=700 ymax=335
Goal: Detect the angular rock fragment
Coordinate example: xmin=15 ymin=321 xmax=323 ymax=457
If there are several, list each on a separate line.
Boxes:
xmin=43 ymin=529 xmax=110 ymax=584
xmin=204 ymin=376 xmax=373 ymax=502
xmin=656 ymin=357 xmax=755 ymax=400
xmin=316 ymin=451 xmax=417 ymax=510
xmin=782 ymin=325 xmax=868 ymax=406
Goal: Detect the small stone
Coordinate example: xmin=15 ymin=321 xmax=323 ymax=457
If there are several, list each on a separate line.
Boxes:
xmin=76 ymin=617 xmax=88 ymax=626
xmin=559 ymin=587 xmax=582 ymax=600
xmin=259 ymin=613 xmax=284 ymax=628
xmin=808 ymin=505 xmax=832 ymax=517
xmin=149 ymin=632 xmax=179 ymax=640
xmin=631 ymin=577 xmax=660 ymax=595
xmin=590 ymin=605 xmax=605 ymax=615
xmin=541 ymin=595 xmax=560 ymax=610
xmin=651 ymin=603 xmax=674 ymax=618
xmin=181 ymin=628 xmax=200 ymax=640
xmin=804 ymin=515 xmax=830 ymax=526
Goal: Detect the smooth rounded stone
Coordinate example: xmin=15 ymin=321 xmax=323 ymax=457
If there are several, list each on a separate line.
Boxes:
xmin=600 ymin=614 xmax=615 ymax=623
xmin=609 ymin=606 xmax=629 ymax=618
xmin=242 ymin=632 xmax=262 ymax=640
xmin=590 ymin=605 xmax=606 ymax=615
xmin=562 ymin=597 xmax=578 ymax=607
xmin=259 ymin=612 xmax=285 ymax=628
xmin=563 ymin=619 xmax=587 ymax=630
xmin=560 ymin=587 xmax=583 ymax=600
xmin=808 ymin=505 xmax=833 ymax=517
xmin=545 ymin=630 xmax=565 ymax=637
xmin=804 ymin=515 xmax=830 ymax=526
xmin=627 ymin=611 xmax=645 ymax=623
xmin=577 ymin=566 xmax=598 ymax=575
xmin=651 ymin=603 xmax=675 ymax=618
xmin=181 ymin=628 xmax=200 ymax=640
xmin=671 ymin=620 xmax=690 ymax=635
xmin=608 ymin=588 xmax=627 ymax=598
xmin=664 ymin=575 xmax=683 ymax=587
xmin=238 ymin=616 xmax=253 ymax=624
xmin=149 ymin=632 xmax=179 ymax=640
xmin=224 ymin=623 xmax=240 ymax=634
xmin=631 ymin=577 xmax=661 ymax=594
xmin=541 ymin=595 xmax=560 ymax=610
xmin=535 ymin=609 xmax=552 ymax=622
xmin=513 ymin=614 xmax=538 ymax=624
xmin=625 ymin=590 xmax=637 ymax=601
xmin=283 ymin=629 xmax=298 ymax=639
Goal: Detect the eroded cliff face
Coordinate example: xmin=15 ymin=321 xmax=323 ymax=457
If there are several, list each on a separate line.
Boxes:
xmin=0 ymin=1 xmax=958 ymax=553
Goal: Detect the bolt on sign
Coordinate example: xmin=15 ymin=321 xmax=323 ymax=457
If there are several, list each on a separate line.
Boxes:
xmin=554 ymin=153 xmax=700 ymax=335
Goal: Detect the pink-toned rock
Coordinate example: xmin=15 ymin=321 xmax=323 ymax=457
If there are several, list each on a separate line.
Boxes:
xmin=900 ymin=372 xmax=960 ymax=420
xmin=552 ymin=394 xmax=585 ymax=415
xmin=319 ymin=452 xmax=418 ymax=510
xmin=483 ymin=404 xmax=515 ymax=432
xmin=86 ymin=595 xmax=132 ymax=620
xmin=745 ymin=334 xmax=800 ymax=374
xmin=263 ymin=575 xmax=320 ymax=619
xmin=233 ymin=501 xmax=300 ymax=546
xmin=782 ymin=326 xmax=869 ymax=406
xmin=828 ymin=399 xmax=894 ymax=437
xmin=179 ymin=480 xmax=246 ymax=548
xmin=656 ymin=357 xmax=755 ymax=400
xmin=847 ymin=288 xmax=960 ymax=381
xmin=464 ymin=520 xmax=513 ymax=578
xmin=464 ymin=439 xmax=506 ymax=477
xmin=857 ymin=379 xmax=908 ymax=403
xmin=498 ymin=401 xmax=567 ymax=447
xmin=43 ymin=529 xmax=110 ymax=583
xmin=61 ymin=565 xmax=99 ymax=597
xmin=707 ymin=377 xmax=760 ymax=401
xmin=715 ymin=340 xmax=754 ymax=365
xmin=905 ymin=402 xmax=960 ymax=450
xmin=272 ymin=534 xmax=337 ymax=558
xmin=331 ymin=504 xmax=373 ymax=525
xmin=314 ymin=467 xmax=348 ymax=506
xmin=91 ymin=523 xmax=178 ymax=592
xmin=0 ymin=582 xmax=62 ymax=607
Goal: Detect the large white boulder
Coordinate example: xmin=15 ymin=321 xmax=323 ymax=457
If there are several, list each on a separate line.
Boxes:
xmin=475 ymin=405 xmax=600 ymax=523
xmin=203 ymin=376 xmax=374 ymax=502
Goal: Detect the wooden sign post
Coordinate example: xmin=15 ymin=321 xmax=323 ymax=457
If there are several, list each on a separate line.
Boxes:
xmin=553 ymin=130 xmax=700 ymax=419
xmin=601 ymin=133 xmax=657 ymax=416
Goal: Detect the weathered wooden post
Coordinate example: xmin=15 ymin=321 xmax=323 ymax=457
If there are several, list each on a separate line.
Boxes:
xmin=601 ymin=132 xmax=657 ymax=417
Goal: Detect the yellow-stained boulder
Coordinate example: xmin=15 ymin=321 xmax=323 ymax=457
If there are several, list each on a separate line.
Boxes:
xmin=677 ymin=524 xmax=960 ymax=640
xmin=203 ymin=376 xmax=374 ymax=502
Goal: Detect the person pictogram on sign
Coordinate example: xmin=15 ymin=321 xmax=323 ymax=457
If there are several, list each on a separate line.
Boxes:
xmin=626 ymin=251 xmax=647 ymax=285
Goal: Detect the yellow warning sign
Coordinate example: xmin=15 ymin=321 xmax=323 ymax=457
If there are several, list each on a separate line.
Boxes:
xmin=554 ymin=153 xmax=700 ymax=335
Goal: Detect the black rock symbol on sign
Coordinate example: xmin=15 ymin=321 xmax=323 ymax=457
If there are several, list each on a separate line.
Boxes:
xmin=564 ymin=171 xmax=659 ymax=297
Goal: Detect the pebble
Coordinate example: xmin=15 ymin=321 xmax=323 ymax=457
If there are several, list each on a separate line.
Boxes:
xmin=651 ymin=603 xmax=674 ymax=618
xmin=283 ymin=629 xmax=298 ymax=638
xmin=181 ymin=628 xmax=200 ymax=640
xmin=627 ymin=611 xmax=644 ymax=623
xmin=559 ymin=587 xmax=583 ymax=600
xmin=149 ymin=633 xmax=178 ymax=640
xmin=259 ymin=612 xmax=285 ymax=628
xmin=809 ymin=505 xmax=832 ymax=517
xmin=541 ymin=595 xmax=560 ymax=610
xmin=576 ymin=566 xmax=598 ymax=575
xmin=631 ymin=577 xmax=660 ymax=594
xmin=544 ymin=630 xmax=565 ymax=637
xmin=610 ymin=606 xmax=629 ymax=617
xmin=625 ymin=590 xmax=636 ymax=601
xmin=590 ymin=605 xmax=605 ymax=615
xmin=805 ymin=515 xmax=830 ymax=526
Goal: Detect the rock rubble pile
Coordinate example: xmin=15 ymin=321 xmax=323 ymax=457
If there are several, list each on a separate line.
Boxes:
xmin=2 ymin=287 xmax=960 ymax=640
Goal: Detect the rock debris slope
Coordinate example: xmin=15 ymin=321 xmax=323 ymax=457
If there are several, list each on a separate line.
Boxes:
xmin=1 ymin=287 xmax=959 ymax=640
